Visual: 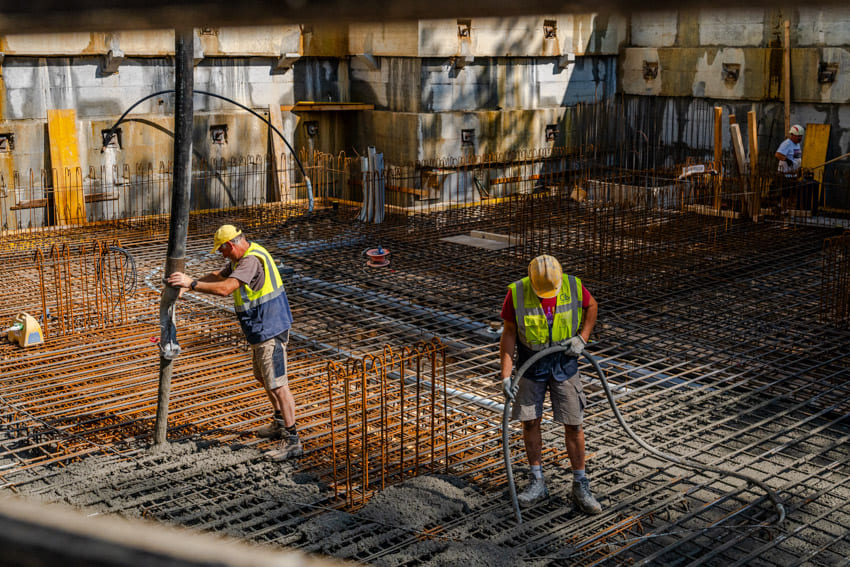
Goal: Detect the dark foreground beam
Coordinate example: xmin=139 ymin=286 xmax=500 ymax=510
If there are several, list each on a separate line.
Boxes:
xmin=0 ymin=496 xmax=347 ymax=567
xmin=0 ymin=0 xmax=845 ymax=34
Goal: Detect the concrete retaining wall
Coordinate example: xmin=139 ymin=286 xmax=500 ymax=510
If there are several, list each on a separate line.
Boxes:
xmin=622 ymin=8 xmax=850 ymax=103
xmin=1 ymin=11 xmax=850 ymax=190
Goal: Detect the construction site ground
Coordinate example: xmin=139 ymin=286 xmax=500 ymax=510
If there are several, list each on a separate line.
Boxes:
xmin=1 ymin=198 xmax=849 ymax=566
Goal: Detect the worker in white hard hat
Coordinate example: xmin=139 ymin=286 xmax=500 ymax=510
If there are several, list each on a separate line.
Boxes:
xmin=167 ymin=225 xmax=301 ymax=461
xmin=774 ymin=124 xmax=819 ymax=213
xmin=775 ymin=124 xmax=804 ymax=177
xmin=498 ymin=254 xmax=601 ymax=514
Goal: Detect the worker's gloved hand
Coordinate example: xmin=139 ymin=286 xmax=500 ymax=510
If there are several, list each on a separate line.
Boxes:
xmin=501 ymin=375 xmax=514 ymax=401
xmin=568 ymin=335 xmax=587 ymax=356
xmin=785 ymin=158 xmax=794 ymax=168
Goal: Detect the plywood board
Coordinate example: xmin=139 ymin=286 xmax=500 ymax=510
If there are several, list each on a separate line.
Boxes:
xmin=801 ymin=123 xmax=830 ymax=204
xmin=47 ymin=109 xmax=85 ymax=225
xmin=801 ymin=123 xmax=830 ymax=179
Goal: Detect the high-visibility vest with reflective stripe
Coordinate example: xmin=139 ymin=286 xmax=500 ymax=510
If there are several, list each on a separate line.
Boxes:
xmin=509 ymin=274 xmax=583 ymax=351
xmin=231 ymin=242 xmax=292 ymax=344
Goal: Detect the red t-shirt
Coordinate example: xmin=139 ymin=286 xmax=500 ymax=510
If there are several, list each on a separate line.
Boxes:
xmin=500 ymin=284 xmax=592 ymax=323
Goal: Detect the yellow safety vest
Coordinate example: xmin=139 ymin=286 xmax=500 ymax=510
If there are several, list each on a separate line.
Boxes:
xmin=231 ymin=242 xmax=292 ymax=344
xmin=509 ymin=274 xmax=583 ymax=351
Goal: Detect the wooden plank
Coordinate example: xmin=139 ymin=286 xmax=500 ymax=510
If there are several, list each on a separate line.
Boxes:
xmin=11 ymin=198 xmax=48 ymax=210
xmin=47 ymin=109 xmax=86 ymax=225
xmin=801 ymin=123 xmax=831 ymax=202
xmin=783 ymin=21 xmax=791 ymax=135
xmin=730 ymin=124 xmax=747 ymax=175
xmin=268 ymin=104 xmax=287 ymax=202
xmin=748 ymin=110 xmax=760 ymax=221
xmin=84 ymin=192 xmax=119 ymax=203
xmin=0 ymin=154 xmax=16 ymax=230
xmin=747 ymin=111 xmax=759 ymax=168
xmin=713 ymin=106 xmax=723 ymax=210
xmin=281 ymin=102 xmax=375 ymax=112
xmin=14 ymin=193 xmax=117 ymax=211
xmin=729 ymin=122 xmax=748 ymax=217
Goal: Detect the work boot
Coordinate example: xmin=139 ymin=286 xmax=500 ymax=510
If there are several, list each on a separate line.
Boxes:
xmin=254 ymin=418 xmax=284 ymax=440
xmin=517 ymin=476 xmax=549 ymax=508
xmin=265 ymin=434 xmax=303 ymax=461
xmin=572 ymin=478 xmax=602 ymax=515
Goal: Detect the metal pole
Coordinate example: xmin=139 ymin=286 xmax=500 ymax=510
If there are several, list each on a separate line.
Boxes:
xmin=154 ymin=28 xmax=194 ymax=447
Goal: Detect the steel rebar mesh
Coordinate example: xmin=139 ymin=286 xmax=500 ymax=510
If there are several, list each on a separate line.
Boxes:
xmin=1 ymin=137 xmax=850 ymax=565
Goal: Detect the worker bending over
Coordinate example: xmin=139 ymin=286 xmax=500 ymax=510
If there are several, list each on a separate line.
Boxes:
xmin=168 ymin=225 xmax=301 ymax=461
xmin=499 ymin=255 xmax=602 ymax=513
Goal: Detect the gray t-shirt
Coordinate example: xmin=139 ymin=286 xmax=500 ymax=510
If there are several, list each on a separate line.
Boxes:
xmin=220 ymin=255 xmax=265 ymax=291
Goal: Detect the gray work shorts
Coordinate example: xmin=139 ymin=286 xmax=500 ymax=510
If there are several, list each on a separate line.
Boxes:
xmin=510 ymin=370 xmax=586 ymax=426
xmin=251 ymin=330 xmax=289 ymax=390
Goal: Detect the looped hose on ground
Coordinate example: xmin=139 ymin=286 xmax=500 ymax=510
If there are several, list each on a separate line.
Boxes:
xmin=502 ymin=345 xmax=786 ymax=526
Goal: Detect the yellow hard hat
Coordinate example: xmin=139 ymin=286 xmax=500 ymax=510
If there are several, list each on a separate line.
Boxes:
xmin=211 ymin=224 xmax=242 ymax=253
xmin=528 ymin=255 xmax=563 ymax=299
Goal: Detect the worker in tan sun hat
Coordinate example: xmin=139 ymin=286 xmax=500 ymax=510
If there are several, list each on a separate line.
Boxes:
xmin=498 ymin=254 xmax=601 ymax=514
xmin=167 ymin=224 xmax=302 ymax=462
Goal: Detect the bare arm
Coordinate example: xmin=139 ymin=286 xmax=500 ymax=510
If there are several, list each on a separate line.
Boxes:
xmin=167 ymin=270 xmax=240 ymax=297
xmin=499 ymin=318 xmax=517 ymax=379
xmin=579 ymin=293 xmax=598 ymax=343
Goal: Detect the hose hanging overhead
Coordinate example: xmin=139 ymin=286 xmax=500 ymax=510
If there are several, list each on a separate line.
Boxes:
xmin=103 ymin=89 xmax=314 ymax=212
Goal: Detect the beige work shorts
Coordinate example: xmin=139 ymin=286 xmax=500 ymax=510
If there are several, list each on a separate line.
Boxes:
xmin=510 ymin=370 xmax=586 ymax=426
xmin=251 ymin=330 xmax=289 ymax=390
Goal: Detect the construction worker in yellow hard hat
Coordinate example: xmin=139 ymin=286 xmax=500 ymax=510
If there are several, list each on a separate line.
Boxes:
xmin=498 ymin=254 xmax=602 ymax=514
xmin=167 ymin=224 xmax=302 ymax=461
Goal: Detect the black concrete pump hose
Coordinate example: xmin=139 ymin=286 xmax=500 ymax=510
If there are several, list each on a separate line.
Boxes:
xmin=501 ymin=345 xmax=786 ymax=526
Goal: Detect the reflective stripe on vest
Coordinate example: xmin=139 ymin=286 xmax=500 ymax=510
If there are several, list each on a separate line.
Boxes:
xmin=509 ymin=274 xmax=583 ymax=352
xmin=231 ymin=243 xmax=284 ymax=313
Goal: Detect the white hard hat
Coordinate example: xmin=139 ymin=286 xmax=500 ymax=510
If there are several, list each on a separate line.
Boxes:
xmin=789 ymin=124 xmax=805 ymax=136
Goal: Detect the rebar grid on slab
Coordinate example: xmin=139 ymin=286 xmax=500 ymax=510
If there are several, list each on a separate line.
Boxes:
xmin=1 ymin=199 xmax=848 ymax=566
